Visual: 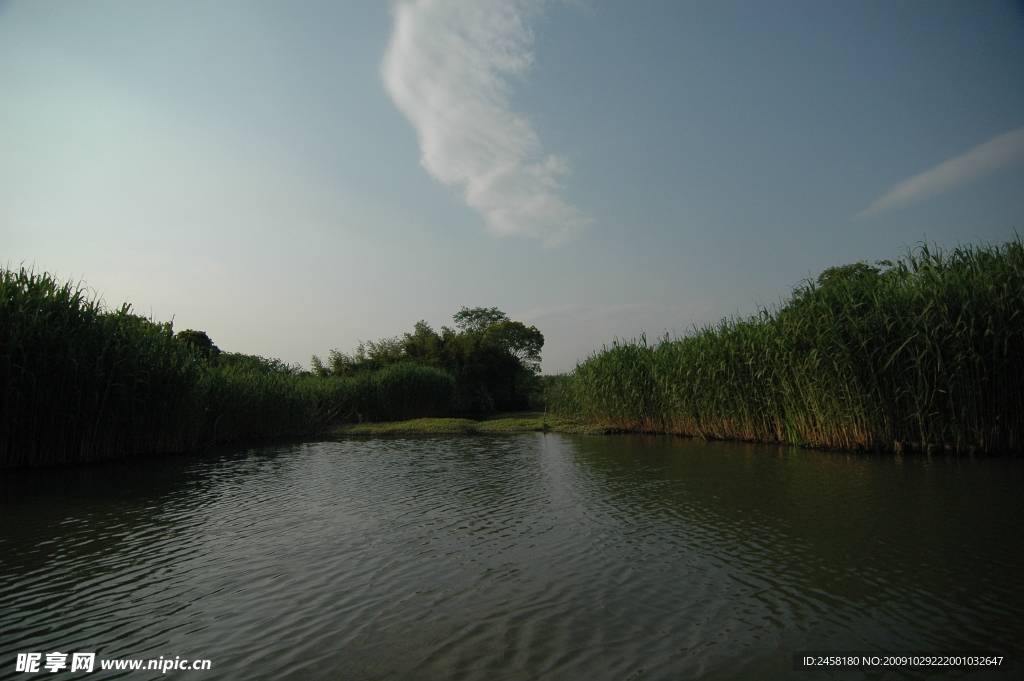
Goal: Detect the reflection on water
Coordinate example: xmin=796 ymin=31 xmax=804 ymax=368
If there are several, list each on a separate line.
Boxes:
xmin=1 ymin=435 xmax=1021 ymax=680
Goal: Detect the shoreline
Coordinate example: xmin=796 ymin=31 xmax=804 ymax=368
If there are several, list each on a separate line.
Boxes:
xmin=332 ymin=412 xmax=1019 ymax=455
xmin=332 ymin=411 xmax=618 ymax=436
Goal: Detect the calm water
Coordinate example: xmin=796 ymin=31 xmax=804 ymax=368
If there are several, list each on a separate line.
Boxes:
xmin=1 ymin=434 xmax=1021 ymax=680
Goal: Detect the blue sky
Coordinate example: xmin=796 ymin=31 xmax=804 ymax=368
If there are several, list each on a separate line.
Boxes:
xmin=2 ymin=0 xmax=1023 ymax=373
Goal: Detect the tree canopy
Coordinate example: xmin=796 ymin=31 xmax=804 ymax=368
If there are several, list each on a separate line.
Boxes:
xmin=175 ymin=329 xmax=220 ymax=360
xmin=312 ymin=307 xmax=544 ymax=411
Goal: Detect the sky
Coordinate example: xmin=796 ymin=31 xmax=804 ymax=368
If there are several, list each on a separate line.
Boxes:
xmin=2 ymin=0 xmax=1023 ymax=374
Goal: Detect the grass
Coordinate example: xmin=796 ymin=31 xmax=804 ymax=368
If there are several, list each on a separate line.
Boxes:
xmin=552 ymin=238 xmax=1024 ymax=454
xmin=0 ymin=268 xmax=461 ymax=467
xmin=334 ymin=411 xmax=616 ymax=436
xmin=1 ymin=268 xmax=207 ymax=467
xmin=7 ymin=236 xmax=1020 ymax=465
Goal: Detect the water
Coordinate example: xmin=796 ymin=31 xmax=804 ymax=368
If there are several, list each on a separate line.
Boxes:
xmin=1 ymin=434 xmax=1021 ymax=680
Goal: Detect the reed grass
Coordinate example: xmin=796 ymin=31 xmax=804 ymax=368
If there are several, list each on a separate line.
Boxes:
xmin=357 ymin=362 xmax=457 ymax=422
xmin=1 ymin=268 xmax=460 ymax=467
xmin=553 ymin=238 xmax=1024 ymax=453
xmin=1 ymin=268 xmax=205 ymax=467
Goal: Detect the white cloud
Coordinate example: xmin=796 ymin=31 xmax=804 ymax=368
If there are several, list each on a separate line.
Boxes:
xmin=381 ymin=0 xmax=589 ymax=245
xmin=856 ymin=126 xmax=1024 ymax=219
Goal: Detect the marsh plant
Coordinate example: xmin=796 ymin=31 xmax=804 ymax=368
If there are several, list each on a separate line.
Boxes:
xmin=553 ymin=238 xmax=1024 ymax=453
xmin=0 ymin=269 xmax=205 ymax=467
xmin=0 ymin=269 xmax=459 ymax=467
xmin=6 ymin=237 xmax=1019 ymax=466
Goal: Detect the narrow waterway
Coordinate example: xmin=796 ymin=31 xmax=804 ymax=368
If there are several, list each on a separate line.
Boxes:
xmin=1 ymin=434 xmax=1021 ymax=680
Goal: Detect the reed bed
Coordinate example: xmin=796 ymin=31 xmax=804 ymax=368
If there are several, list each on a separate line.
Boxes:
xmin=188 ymin=365 xmax=455 ymax=446
xmin=356 ymin=362 xmax=457 ymax=422
xmin=1 ymin=268 xmax=458 ymax=467
xmin=553 ymin=239 xmax=1024 ymax=453
xmin=1 ymin=268 xmax=205 ymax=467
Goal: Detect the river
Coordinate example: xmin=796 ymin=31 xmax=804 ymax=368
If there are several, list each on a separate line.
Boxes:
xmin=1 ymin=434 xmax=1021 ymax=680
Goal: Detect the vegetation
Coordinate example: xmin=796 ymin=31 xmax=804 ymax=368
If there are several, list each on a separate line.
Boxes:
xmin=6 ymin=236 xmax=1019 ymax=466
xmin=335 ymin=412 xmax=615 ymax=436
xmin=198 ymin=362 xmax=456 ymax=444
xmin=552 ymin=238 xmax=1024 ymax=453
xmin=311 ymin=307 xmax=543 ymax=412
xmin=0 ymin=270 xmax=540 ymax=467
xmin=1 ymin=268 xmax=205 ymax=467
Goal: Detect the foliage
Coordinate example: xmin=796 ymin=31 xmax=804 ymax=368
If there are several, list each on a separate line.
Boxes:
xmin=215 ymin=351 xmax=301 ymax=376
xmin=527 ymin=374 xmax=570 ymax=410
xmin=0 ymin=269 xmax=461 ymax=467
xmin=312 ymin=307 xmax=544 ymax=412
xmin=553 ymin=238 xmax=1024 ymax=454
xmin=453 ymin=306 xmax=509 ymax=333
xmin=175 ymin=329 xmax=221 ymax=360
xmin=0 ymin=268 xmax=206 ymax=467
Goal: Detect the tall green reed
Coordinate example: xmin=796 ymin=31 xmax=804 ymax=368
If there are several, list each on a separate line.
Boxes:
xmin=554 ymin=238 xmax=1024 ymax=453
xmin=197 ymin=363 xmax=456 ymax=442
xmin=1 ymin=267 xmax=460 ymax=467
xmin=1 ymin=268 xmax=205 ymax=467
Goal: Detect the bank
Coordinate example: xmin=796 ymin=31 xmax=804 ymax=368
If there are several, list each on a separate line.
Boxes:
xmin=333 ymin=411 xmax=616 ymax=436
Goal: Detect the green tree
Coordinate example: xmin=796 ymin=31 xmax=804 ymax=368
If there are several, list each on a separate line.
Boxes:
xmin=484 ymin=320 xmax=544 ymax=375
xmin=217 ymin=352 xmax=298 ymax=375
xmin=817 ymin=261 xmax=886 ymax=287
xmin=175 ymin=329 xmax=220 ymax=361
xmin=453 ymin=306 xmax=509 ymax=334
xmin=312 ymin=307 xmax=544 ymax=412
xmin=442 ymin=308 xmax=544 ymax=411
xmin=401 ymin=321 xmax=444 ymax=367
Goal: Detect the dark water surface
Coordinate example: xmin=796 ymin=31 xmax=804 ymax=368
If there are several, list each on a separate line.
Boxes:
xmin=1 ymin=434 xmax=1021 ymax=680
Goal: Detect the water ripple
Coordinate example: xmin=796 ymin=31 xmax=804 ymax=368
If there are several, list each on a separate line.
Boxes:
xmin=2 ymin=434 xmax=1022 ymax=680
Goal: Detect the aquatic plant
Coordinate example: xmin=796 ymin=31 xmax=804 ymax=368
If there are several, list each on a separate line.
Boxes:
xmin=0 ymin=268 xmax=205 ymax=467
xmin=554 ymin=238 xmax=1024 ymax=453
xmin=0 ymin=268 xmax=460 ymax=467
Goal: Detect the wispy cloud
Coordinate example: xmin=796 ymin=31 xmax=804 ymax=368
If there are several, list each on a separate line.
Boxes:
xmin=381 ymin=0 xmax=589 ymax=245
xmin=856 ymin=126 xmax=1024 ymax=220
